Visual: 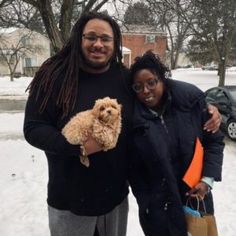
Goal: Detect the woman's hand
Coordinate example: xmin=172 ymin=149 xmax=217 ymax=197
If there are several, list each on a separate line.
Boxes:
xmin=186 ymin=182 xmax=210 ymax=200
xmin=204 ymin=104 xmax=222 ymax=133
xmin=83 ymin=136 xmax=103 ymax=155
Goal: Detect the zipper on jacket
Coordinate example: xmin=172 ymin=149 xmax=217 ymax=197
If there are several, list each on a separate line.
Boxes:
xmin=160 ymin=115 xmax=168 ymax=134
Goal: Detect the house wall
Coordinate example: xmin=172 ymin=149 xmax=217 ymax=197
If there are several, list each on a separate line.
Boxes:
xmin=176 ymin=52 xmax=193 ymax=67
xmin=24 ymin=32 xmax=51 ymax=67
xmin=0 ymin=59 xmax=9 ymax=75
xmin=122 ymin=33 xmax=167 ymax=66
xmin=122 ymin=54 xmax=130 ymax=67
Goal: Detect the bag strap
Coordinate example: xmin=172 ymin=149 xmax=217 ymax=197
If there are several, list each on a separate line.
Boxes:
xmin=186 ymin=195 xmax=207 ymax=213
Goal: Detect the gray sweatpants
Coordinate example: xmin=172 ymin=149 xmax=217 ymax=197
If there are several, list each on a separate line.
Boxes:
xmin=48 ymin=197 xmax=128 ymax=236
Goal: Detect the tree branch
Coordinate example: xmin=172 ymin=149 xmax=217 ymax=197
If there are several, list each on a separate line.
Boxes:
xmin=0 ymin=0 xmax=12 ymax=8
xmin=83 ymin=0 xmax=97 ymax=13
xmin=22 ymin=0 xmax=38 ymax=8
xmin=93 ymin=0 xmax=109 ymax=12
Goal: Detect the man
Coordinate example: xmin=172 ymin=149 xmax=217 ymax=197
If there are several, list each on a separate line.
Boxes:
xmin=23 ymin=12 xmax=221 ymax=236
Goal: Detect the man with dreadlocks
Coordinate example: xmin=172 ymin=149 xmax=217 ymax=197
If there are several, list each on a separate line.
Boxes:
xmin=24 ymin=11 xmax=221 ymax=236
xmin=24 ymin=12 xmax=132 ymax=236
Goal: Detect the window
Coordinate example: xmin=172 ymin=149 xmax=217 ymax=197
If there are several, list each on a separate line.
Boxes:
xmin=205 ymin=88 xmax=218 ymax=103
xmin=145 ymin=34 xmax=156 ymax=43
xmin=25 ymin=57 xmax=37 ymax=67
xmin=21 ymin=36 xmax=31 ymax=46
xmin=216 ymin=90 xmax=229 ymax=104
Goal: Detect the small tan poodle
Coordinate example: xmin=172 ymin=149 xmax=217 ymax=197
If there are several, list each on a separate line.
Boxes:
xmin=62 ymin=97 xmax=122 ymax=167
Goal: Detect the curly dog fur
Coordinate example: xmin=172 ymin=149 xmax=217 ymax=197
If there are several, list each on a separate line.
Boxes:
xmin=62 ymin=97 xmax=122 ymax=166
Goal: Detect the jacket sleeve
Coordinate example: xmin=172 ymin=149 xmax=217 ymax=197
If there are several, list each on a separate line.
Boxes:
xmin=23 ymin=90 xmax=81 ymax=157
xmin=128 ymin=139 xmax=150 ymax=197
xmin=128 ymin=141 xmax=152 ymax=210
xmin=200 ymin=100 xmax=225 ymax=181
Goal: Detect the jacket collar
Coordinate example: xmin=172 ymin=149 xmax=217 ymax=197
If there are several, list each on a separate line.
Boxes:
xmin=133 ymin=90 xmax=172 ymax=128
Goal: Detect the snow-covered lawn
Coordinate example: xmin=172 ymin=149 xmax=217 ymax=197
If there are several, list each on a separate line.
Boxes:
xmin=0 ymin=70 xmax=235 ymax=235
xmin=0 ymin=76 xmax=31 ymax=98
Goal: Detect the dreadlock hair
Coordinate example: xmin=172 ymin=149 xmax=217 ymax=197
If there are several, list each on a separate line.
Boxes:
xmin=130 ymin=50 xmax=170 ymax=84
xmin=27 ymin=11 xmax=123 ymax=117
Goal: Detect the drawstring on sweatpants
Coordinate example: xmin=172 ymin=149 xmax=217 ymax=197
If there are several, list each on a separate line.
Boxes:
xmin=104 ymin=215 xmax=107 ymax=236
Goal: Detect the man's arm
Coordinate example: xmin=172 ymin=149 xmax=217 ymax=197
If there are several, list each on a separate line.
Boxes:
xmin=204 ymin=104 xmax=222 ymax=133
xmin=187 ymin=102 xmax=224 ymax=199
xmin=23 ymin=93 xmax=81 ymax=156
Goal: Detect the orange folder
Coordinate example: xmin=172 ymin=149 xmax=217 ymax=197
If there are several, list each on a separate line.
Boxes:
xmin=183 ymin=137 xmax=204 ymax=188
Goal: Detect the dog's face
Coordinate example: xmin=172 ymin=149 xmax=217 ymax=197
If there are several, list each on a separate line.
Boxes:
xmin=92 ymin=97 xmax=122 ymax=124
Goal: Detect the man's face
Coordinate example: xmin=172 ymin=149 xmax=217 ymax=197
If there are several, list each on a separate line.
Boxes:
xmin=81 ymin=19 xmax=114 ymax=73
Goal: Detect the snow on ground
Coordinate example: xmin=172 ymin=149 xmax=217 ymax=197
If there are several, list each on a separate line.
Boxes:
xmin=0 ymin=76 xmax=31 ymax=99
xmin=0 ymin=70 xmax=235 ymax=236
xmin=0 ymin=113 xmax=24 ymax=139
xmin=172 ymin=68 xmax=236 ymax=91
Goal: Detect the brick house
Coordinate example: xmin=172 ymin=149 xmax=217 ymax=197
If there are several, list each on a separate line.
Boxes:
xmin=121 ymin=24 xmax=167 ymax=67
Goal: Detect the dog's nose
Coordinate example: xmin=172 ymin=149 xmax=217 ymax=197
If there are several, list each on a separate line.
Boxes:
xmin=107 ymin=110 xmax=111 ymax=114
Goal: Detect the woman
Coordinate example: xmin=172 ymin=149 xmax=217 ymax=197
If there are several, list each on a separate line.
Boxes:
xmin=128 ymin=51 xmax=224 ymax=236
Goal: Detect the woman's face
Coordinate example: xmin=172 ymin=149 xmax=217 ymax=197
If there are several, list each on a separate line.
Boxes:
xmin=133 ymin=69 xmax=164 ymax=108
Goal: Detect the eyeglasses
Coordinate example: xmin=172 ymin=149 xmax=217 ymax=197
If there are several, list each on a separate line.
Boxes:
xmin=82 ymin=34 xmax=113 ymax=45
xmin=132 ymin=79 xmax=159 ymax=93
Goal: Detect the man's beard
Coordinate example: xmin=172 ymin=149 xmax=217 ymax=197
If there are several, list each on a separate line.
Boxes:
xmin=83 ymin=57 xmax=110 ymax=70
xmin=81 ymin=50 xmax=113 ymax=71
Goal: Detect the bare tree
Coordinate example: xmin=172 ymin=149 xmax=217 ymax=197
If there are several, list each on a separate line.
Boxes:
xmin=146 ymin=0 xmax=194 ymax=69
xmin=0 ymin=29 xmax=43 ymax=81
xmin=0 ymin=0 xmax=111 ymax=52
xmin=123 ymin=1 xmax=155 ymax=25
xmin=180 ymin=0 xmax=236 ymax=86
xmin=0 ymin=0 xmax=133 ymax=52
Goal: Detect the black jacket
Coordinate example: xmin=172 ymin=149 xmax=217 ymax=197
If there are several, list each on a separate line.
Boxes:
xmin=129 ymin=79 xmax=224 ymax=236
xmin=24 ymin=63 xmax=134 ymax=216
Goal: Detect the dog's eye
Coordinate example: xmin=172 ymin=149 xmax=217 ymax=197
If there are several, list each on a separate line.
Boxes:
xmin=111 ymin=105 xmax=117 ymax=109
xmin=100 ymin=106 xmax=105 ymax=111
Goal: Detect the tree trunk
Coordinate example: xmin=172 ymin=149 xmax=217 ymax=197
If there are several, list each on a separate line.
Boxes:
xmin=218 ymin=59 xmax=226 ymax=86
xmin=170 ymin=42 xmax=175 ymax=69
xmin=9 ymin=67 xmax=14 ymax=81
xmin=170 ymin=51 xmax=175 ymax=70
xmin=59 ymin=0 xmax=74 ymax=42
xmin=173 ymin=50 xmax=180 ymax=69
xmin=38 ymin=0 xmax=64 ymax=53
xmin=22 ymin=0 xmax=111 ymax=53
xmin=10 ymin=74 xmax=14 ymax=81
xmin=173 ymin=38 xmax=184 ymax=69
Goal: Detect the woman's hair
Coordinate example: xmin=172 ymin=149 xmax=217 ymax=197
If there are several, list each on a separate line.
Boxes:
xmin=27 ymin=11 xmax=123 ymax=116
xmin=130 ymin=50 xmax=170 ymax=83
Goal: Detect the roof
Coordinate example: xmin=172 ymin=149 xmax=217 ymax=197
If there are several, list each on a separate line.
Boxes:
xmin=122 ymin=46 xmax=131 ymax=52
xmin=0 ymin=27 xmax=49 ymax=41
xmin=121 ymin=24 xmax=166 ymax=35
xmin=0 ymin=27 xmax=17 ymax=34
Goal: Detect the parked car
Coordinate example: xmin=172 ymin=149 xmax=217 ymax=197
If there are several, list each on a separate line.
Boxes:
xmin=205 ymin=86 xmax=236 ymax=140
xmin=202 ymin=65 xmax=218 ymax=70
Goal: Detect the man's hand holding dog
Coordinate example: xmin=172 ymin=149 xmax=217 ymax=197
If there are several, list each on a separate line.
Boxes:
xmin=204 ymin=104 xmax=222 ymax=133
xmin=84 ymin=136 xmax=103 ymax=155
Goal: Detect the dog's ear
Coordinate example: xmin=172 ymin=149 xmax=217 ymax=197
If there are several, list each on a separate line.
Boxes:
xmin=94 ymin=98 xmax=102 ymax=106
xmin=92 ymin=100 xmax=101 ymax=116
xmin=114 ymin=103 xmax=121 ymax=114
xmin=113 ymin=98 xmax=118 ymax=104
